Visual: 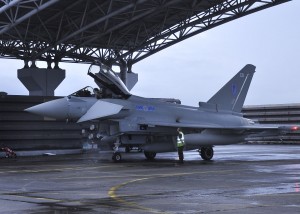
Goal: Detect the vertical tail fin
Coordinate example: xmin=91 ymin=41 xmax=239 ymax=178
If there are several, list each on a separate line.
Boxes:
xmin=207 ymin=64 xmax=256 ymax=113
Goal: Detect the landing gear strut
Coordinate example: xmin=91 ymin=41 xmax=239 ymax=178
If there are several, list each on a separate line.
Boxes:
xmin=199 ymin=147 xmax=214 ymax=160
xmin=112 ymin=139 xmax=122 ymax=162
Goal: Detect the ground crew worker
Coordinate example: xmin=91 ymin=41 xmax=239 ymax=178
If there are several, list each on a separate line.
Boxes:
xmin=177 ymin=128 xmax=185 ymax=163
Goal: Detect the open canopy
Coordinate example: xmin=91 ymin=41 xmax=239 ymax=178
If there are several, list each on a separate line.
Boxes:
xmin=88 ymin=62 xmax=131 ymax=99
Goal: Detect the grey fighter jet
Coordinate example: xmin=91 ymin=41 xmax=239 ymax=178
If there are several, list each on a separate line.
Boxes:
xmin=26 ymin=62 xmax=299 ymax=162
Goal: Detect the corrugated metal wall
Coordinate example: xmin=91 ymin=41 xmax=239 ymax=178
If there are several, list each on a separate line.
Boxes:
xmin=0 ymin=95 xmax=86 ymax=150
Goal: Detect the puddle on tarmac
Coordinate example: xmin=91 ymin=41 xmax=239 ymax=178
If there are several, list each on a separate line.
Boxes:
xmin=245 ymin=183 xmax=300 ymax=196
xmin=253 ymin=164 xmax=300 ymax=174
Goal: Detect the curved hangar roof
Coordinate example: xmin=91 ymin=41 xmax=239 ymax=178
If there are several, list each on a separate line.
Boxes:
xmin=0 ymin=0 xmax=290 ymax=65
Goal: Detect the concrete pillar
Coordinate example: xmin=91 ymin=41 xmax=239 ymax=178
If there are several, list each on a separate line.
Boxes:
xmin=17 ymin=68 xmax=65 ymax=96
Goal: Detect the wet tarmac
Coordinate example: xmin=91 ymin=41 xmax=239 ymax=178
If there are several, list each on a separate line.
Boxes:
xmin=0 ymin=144 xmax=300 ymax=214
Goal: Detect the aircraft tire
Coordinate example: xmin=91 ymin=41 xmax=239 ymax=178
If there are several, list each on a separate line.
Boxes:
xmin=144 ymin=151 xmax=156 ymax=160
xmin=200 ymin=147 xmax=214 ymax=161
xmin=112 ymin=152 xmax=122 ymax=162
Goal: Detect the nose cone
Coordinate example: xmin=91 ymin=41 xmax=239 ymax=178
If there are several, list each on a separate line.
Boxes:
xmin=25 ymin=98 xmax=69 ymax=119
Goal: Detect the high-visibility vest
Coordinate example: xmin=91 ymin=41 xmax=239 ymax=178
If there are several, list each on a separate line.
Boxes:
xmin=177 ymin=131 xmax=185 ymax=147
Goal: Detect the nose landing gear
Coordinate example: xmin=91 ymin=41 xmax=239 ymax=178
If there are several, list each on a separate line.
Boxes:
xmin=112 ymin=152 xmax=122 ymax=162
xmin=112 ymin=140 xmax=122 ymax=162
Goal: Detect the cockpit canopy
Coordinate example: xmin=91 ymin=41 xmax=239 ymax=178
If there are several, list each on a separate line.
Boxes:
xmin=70 ymin=86 xmax=95 ymax=97
xmin=87 ymin=62 xmax=131 ymax=99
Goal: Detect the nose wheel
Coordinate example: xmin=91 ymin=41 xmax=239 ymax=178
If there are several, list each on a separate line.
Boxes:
xmin=112 ymin=139 xmax=122 ymax=162
xmin=112 ymin=152 xmax=122 ymax=162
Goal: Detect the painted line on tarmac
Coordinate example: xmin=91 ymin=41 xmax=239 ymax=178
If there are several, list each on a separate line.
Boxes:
xmin=108 ymin=177 xmax=165 ymax=214
xmin=0 ymin=165 xmax=115 ymax=174
xmin=108 ymin=169 xmax=239 ymax=214
xmin=1 ymin=193 xmax=62 ymax=203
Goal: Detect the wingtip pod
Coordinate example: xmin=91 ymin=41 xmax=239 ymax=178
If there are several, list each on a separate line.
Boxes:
xmin=77 ymin=100 xmax=123 ymax=123
xmin=279 ymin=125 xmax=300 ymax=133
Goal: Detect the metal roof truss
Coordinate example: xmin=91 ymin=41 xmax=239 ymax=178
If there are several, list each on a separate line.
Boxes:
xmin=0 ymin=0 xmax=290 ymax=67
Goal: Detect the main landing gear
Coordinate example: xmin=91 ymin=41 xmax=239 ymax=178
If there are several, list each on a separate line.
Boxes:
xmin=199 ymin=146 xmax=214 ymax=161
xmin=144 ymin=151 xmax=156 ymax=160
xmin=112 ymin=139 xmax=157 ymax=162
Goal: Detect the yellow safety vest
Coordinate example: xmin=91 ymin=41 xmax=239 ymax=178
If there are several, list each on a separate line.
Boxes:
xmin=177 ymin=131 xmax=185 ymax=147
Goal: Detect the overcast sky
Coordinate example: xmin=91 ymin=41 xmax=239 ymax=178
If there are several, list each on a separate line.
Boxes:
xmin=0 ymin=1 xmax=299 ymax=107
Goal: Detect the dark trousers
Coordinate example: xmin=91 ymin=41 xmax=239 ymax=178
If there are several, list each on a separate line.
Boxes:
xmin=177 ymin=146 xmax=184 ymax=162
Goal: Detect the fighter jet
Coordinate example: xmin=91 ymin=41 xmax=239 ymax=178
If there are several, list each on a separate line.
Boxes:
xmin=26 ymin=62 xmax=299 ymax=162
